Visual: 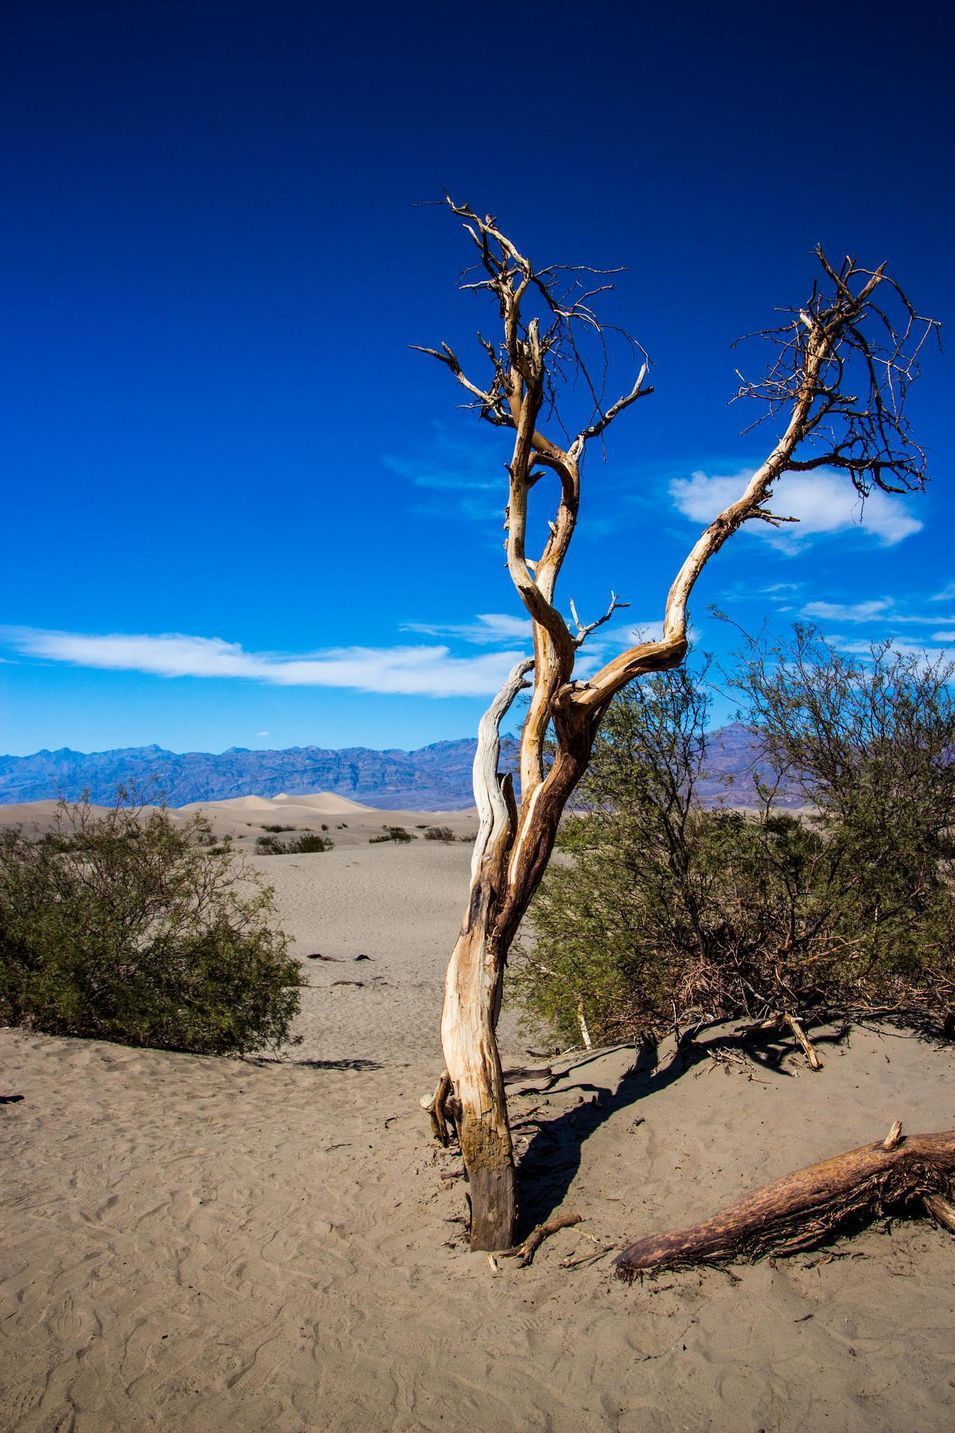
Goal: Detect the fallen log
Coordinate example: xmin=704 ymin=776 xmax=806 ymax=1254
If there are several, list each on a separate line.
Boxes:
xmin=615 ymin=1124 xmax=955 ymax=1280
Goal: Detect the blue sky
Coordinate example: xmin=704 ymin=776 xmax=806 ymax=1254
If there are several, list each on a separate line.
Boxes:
xmin=1 ymin=0 xmax=953 ymax=756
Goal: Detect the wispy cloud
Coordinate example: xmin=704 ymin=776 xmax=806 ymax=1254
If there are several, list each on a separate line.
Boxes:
xmin=383 ymin=422 xmax=508 ymax=524
xmin=670 ymin=468 xmax=922 ymax=551
xmin=800 ymin=599 xmax=894 ymax=623
xmin=800 ymin=599 xmax=955 ymax=627
xmin=828 ymin=635 xmax=954 ymax=666
xmin=402 ymin=612 xmax=531 ymax=645
xmin=1 ymin=626 xmax=529 ymax=699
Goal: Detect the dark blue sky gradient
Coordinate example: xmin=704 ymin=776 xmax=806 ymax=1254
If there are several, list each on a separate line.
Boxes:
xmin=2 ymin=1 xmax=953 ymax=754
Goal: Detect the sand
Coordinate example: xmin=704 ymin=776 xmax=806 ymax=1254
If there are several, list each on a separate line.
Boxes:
xmin=1 ymin=804 xmax=954 ymax=1432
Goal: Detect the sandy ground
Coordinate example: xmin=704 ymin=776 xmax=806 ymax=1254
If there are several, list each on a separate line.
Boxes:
xmin=2 ymin=801 xmax=954 ymax=1432
xmin=0 ymin=793 xmax=480 ymax=856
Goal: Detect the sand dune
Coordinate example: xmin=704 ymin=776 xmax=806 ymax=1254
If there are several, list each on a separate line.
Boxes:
xmin=272 ymin=792 xmax=375 ymax=813
xmin=1 ymin=831 xmax=954 ymax=1432
xmin=0 ymin=793 xmax=478 ymax=851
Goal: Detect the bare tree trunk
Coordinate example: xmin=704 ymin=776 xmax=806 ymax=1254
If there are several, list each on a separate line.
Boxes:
xmin=442 ymin=702 xmax=593 ymax=1249
xmin=442 ymin=917 xmax=515 ymax=1250
xmin=440 ymin=658 xmax=530 ymax=1249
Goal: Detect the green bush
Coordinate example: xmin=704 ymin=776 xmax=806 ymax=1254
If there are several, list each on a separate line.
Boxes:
xmin=256 ymin=831 xmax=333 ymax=855
xmin=0 ymin=798 xmax=302 ymax=1054
xmin=512 ymin=645 xmax=955 ymax=1049
xmin=369 ymin=826 xmax=415 ymax=844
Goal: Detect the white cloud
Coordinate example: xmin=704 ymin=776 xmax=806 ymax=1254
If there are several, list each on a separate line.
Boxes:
xmin=801 ymin=600 xmax=893 ymax=623
xmin=932 ymin=583 xmax=955 ymax=602
xmin=826 ymin=635 xmax=954 ymax=665
xmin=670 ymin=468 xmax=922 ymax=550
xmin=615 ymin=620 xmax=667 ymax=646
xmin=1 ymin=627 xmax=529 ymax=699
xmin=402 ymin=612 xmax=531 ymax=645
xmin=800 ymin=599 xmax=955 ymax=627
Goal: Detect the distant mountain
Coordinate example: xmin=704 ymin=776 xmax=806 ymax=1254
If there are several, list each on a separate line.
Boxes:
xmin=0 ymin=724 xmax=802 ymax=810
xmin=0 ymin=739 xmax=518 ymax=810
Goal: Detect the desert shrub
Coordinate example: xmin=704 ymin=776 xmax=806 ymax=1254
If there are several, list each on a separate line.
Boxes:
xmin=369 ymin=826 xmax=415 ymax=844
xmin=289 ymin=833 xmax=333 ymax=853
xmin=512 ymin=644 xmax=955 ymax=1048
xmin=424 ymin=825 xmax=455 ymax=842
xmin=260 ymin=823 xmax=296 ymax=833
xmin=0 ymin=798 xmax=302 ymax=1054
xmin=255 ymin=832 xmax=333 ymax=855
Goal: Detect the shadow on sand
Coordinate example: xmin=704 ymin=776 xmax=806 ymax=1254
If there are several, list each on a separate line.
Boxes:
xmin=245 ymin=1055 xmax=383 ymax=1072
xmin=514 ymin=1027 xmax=850 ymax=1236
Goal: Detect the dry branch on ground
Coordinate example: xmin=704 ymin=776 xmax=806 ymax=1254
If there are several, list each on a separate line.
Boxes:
xmin=614 ymin=1124 xmax=955 ymax=1279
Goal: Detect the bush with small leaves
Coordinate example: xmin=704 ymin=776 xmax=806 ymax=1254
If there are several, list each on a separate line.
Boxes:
xmin=513 ymin=645 xmax=955 ymax=1049
xmin=0 ymin=797 xmax=302 ymax=1054
xmin=255 ymin=832 xmax=333 ymax=855
xmin=424 ymin=825 xmax=455 ymax=842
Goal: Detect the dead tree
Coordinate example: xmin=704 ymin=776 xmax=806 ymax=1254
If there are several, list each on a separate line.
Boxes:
xmin=417 ymin=198 xmax=938 ymax=1251
xmin=614 ymin=1123 xmax=955 ymax=1278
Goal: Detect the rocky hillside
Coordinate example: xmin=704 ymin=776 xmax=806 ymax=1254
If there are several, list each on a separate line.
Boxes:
xmin=0 ymin=724 xmax=800 ymax=810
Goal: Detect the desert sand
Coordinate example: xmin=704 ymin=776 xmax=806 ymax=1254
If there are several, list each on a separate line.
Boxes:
xmin=1 ymin=796 xmax=954 ymax=1432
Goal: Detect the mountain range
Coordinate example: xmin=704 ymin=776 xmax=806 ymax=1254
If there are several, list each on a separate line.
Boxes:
xmin=0 ymin=724 xmax=800 ymax=810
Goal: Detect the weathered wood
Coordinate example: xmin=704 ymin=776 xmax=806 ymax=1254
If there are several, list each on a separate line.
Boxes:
xmin=923 ymin=1191 xmax=955 ymax=1234
xmin=783 ymin=1013 xmax=822 ymax=1070
xmin=614 ymin=1127 xmax=955 ymax=1279
xmin=442 ymin=918 xmax=516 ymax=1251
xmin=425 ymin=204 xmax=934 ymax=1259
xmin=500 ymin=1212 xmax=583 ymax=1266
xmin=421 ymin=1071 xmax=453 ymax=1145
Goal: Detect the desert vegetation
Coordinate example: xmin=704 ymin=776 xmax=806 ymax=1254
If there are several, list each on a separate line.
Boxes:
xmin=0 ymin=798 xmax=302 ymax=1054
xmin=513 ymin=632 xmax=955 ymax=1053
xmin=255 ymin=832 xmax=333 ymax=854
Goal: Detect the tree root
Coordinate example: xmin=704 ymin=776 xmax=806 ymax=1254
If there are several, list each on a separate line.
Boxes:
xmin=923 ymin=1191 xmax=955 ymax=1234
xmin=615 ymin=1122 xmax=955 ymax=1280
xmin=500 ymin=1212 xmax=582 ymax=1266
xmin=422 ymin=1064 xmax=558 ymax=1147
xmin=421 ymin=1071 xmax=455 ymax=1145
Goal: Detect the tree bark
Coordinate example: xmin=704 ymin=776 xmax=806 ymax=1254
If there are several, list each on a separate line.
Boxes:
xmin=441 ymin=918 xmax=517 ymax=1250
xmin=614 ymin=1128 xmax=955 ymax=1279
xmin=440 ymin=697 xmax=592 ymax=1250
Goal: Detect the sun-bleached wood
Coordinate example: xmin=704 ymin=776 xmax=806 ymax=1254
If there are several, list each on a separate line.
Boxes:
xmin=614 ymin=1127 xmax=955 ymax=1277
xmin=420 ymin=199 xmax=937 ymax=1251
